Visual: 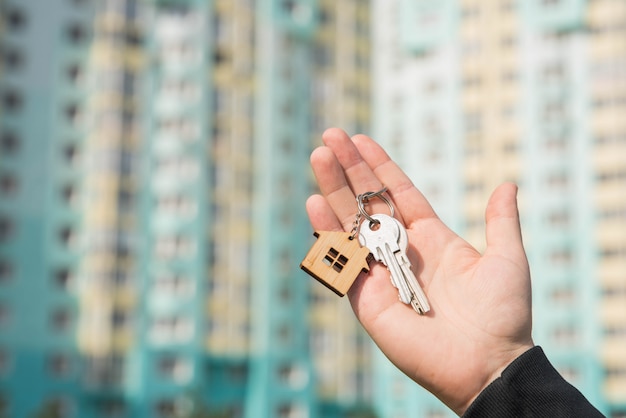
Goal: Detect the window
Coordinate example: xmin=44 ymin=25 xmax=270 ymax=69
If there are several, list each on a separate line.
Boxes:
xmin=313 ymin=44 xmax=333 ymax=67
xmin=425 ymin=410 xmax=448 ymax=418
xmin=66 ymin=63 xmax=83 ymax=84
xmin=112 ymin=189 xmax=131 ymax=213
xmin=602 ymin=284 xmax=626 ymax=298
xmin=277 ymin=323 xmax=293 ymax=345
xmin=604 ymin=325 xmax=626 ymax=338
xmin=501 ymin=69 xmax=519 ymax=83
xmin=1 ymin=87 xmax=23 ymax=113
xmin=546 ymin=209 xmax=570 ymax=227
xmin=111 ymin=309 xmax=128 ymax=329
xmin=546 ymin=171 xmax=569 ymax=190
xmin=153 ymin=156 xmax=199 ymax=181
xmin=0 ymin=259 xmax=12 ymax=284
xmin=0 ymin=172 xmax=18 ymax=196
xmin=157 ymin=355 xmax=192 ymax=383
xmin=47 ymin=352 xmax=73 ymax=377
xmin=549 ymin=247 xmax=573 ymax=265
xmin=280 ymin=0 xmax=313 ymax=26
xmin=598 ymin=206 xmax=626 ymax=221
xmin=542 ymin=101 xmax=567 ymax=123
xmin=66 ymin=22 xmax=89 ymax=44
xmin=541 ymin=62 xmax=566 ymax=83
xmin=154 ymin=399 xmax=177 ymax=418
xmin=0 ymin=215 xmax=13 ymax=243
xmin=39 ymin=397 xmax=74 ymax=418
xmin=599 ymin=246 xmax=626 ymax=260
xmin=278 ymin=248 xmax=292 ymax=276
xmin=84 ymin=355 xmax=124 ymax=386
xmin=502 ymin=139 xmax=519 ymax=153
xmin=596 ymin=169 xmax=626 ymax=184
xmin=464 ymin=181 xmax=485 ymax=193
xmin=0 ymin=347 xmax=10 ymax=375
xmin=60 ymin=184 xmax=79 ymax=206
xmin=155 ymin=194 xmax=196 ymax=217
xmin=58 ymin=225 xmax=77 ymax=248
xmin=462 ymin=75 xmax=483 ymax=88
xmin=62 ymin=144 xmax=80 ymax=165
xmin=154 ymin=235 xmax=195 ymax=259
xmin=155 ymin=116 xmax=199 ymax=141
xmin=2 ymin=46 xmax=24 ymax=71
xmin=605 ymin=366 xmax=626 ymax=379
xmin=227 ymin=362 xmax=248 ymax=383
xmin=500 ymin=34 xmax=517 ymax=49
xmin=53 ymin=268 xmax=73 ymax=290
xmin=64 ymin=103 xmax=82 ymax=126
xmin=277 ymin=362 xmax=308 ymax=388
xmin=277 ymin=402 xmax=307 ymax=418
xmin=4 ymin=6 xmax=27 ymax=31
xmin=0 ymin=304 xmax=9 ymax=328
xmin=550 ymin=285 xmax=576 ymax=304
xmin=544 ymin=137 xmax=569 ymax=151
xmin=152 ymin=274 xmax=194 ymax=297
xmin=0 ymin=131 xmax=19 ymax=154
xmin=461 ymin=5 xmax=480 ymax=19
xmin=95 ymin=399 xmax=127 ymax=417
xmin=149 ymin=316 xmax=194 ymax=344
xmin=50 ymin=308 xmax=72 ymax=332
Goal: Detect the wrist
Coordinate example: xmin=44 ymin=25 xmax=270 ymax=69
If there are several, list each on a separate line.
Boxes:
xmin=457 ymin=342 xmax=535 ymax=416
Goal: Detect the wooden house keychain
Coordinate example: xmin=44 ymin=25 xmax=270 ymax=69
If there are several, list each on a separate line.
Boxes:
xmin=300 ymin=189 xmax=389 ymax=296
xmin=302 ymin=187 xmax=430 ymax=314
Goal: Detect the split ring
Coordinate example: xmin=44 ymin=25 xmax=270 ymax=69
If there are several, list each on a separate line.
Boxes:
xmin=356 ymin=187 xmax=394 ymax=225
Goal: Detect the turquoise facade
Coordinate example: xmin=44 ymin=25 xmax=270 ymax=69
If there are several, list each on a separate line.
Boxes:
xmin=0 ymin=1 xmax=94 ymax=416
xmin=245 ymin=1 xmax=318 ymax=417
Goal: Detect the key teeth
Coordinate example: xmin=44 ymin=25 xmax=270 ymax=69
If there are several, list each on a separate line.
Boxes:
xmin=411 ymin=300 xmax=430 ymax=315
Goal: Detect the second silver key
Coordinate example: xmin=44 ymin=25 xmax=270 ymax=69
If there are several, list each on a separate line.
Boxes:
xmin=390 ymin=216 xmax=430 ymax=314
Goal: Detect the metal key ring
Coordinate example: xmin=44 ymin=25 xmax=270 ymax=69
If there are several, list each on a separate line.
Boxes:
xmin=356 ymin=187 xmax=394 ymax=225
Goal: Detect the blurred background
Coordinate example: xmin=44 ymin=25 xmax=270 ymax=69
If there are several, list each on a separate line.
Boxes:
xmin=0 ymin=0 xmax=625 ymax=417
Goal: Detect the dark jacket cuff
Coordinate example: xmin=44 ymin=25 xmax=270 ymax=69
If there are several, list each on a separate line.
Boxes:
xmin=462 ymin=346 xmax=604 ymax=417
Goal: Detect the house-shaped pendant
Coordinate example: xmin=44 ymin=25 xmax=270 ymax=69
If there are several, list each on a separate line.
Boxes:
xmin=300 ymin=230 xmax=372 ymax=296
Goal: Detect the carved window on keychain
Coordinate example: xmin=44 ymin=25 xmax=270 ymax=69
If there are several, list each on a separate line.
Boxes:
xmin=323 ymin=247 xmax=349 ymax=273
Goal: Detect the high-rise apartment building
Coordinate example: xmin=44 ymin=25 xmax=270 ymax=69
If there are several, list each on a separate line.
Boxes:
xmin=371 ymin=0 xmax=626 ymax=417
xmin=0 ymin=0 xmax=372 ymax=417
xmin=1 ymin=1 xmax=97 ymax=416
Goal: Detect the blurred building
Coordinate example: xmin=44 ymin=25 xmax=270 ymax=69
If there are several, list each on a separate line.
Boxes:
xmin=372 ymin=0 xmax=626 ymax=417
xmin=0 ymin=0 xmax=371 ymax=417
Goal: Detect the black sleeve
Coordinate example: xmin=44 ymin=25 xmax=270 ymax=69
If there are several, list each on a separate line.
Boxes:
xmin=462 ymin=346 xmax=605 ymax=417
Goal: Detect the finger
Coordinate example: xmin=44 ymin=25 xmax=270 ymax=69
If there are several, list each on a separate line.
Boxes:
xmin=484 ymin=182 xmax=526 ymax=261
xmin=322 ymin=128 xmax=396 ymax=220
xmin=310 ymin=145 xmax=359 ymax=230
xmin=351 ymin=134 xmax=438 ymax=224
xmin=305 ymin=194 xmax=343 ymax=232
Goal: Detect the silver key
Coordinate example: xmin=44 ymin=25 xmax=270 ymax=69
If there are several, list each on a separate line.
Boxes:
xmin=390 ymin=216 xmax=430 ymax=314
xmin=358 ymin=214 xmax=430 ymax=315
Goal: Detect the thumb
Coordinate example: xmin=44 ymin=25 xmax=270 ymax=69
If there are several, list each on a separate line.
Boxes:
xmin=484 ymin=182 xmax=526 ymax=260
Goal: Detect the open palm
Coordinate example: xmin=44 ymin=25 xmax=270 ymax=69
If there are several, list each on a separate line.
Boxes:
xmin=305 ymin=129 xmax=534 ymax=416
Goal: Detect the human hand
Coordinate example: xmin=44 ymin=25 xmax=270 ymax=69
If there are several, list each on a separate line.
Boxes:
xmin=305 ymin=128 xmax=535 ymax=415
